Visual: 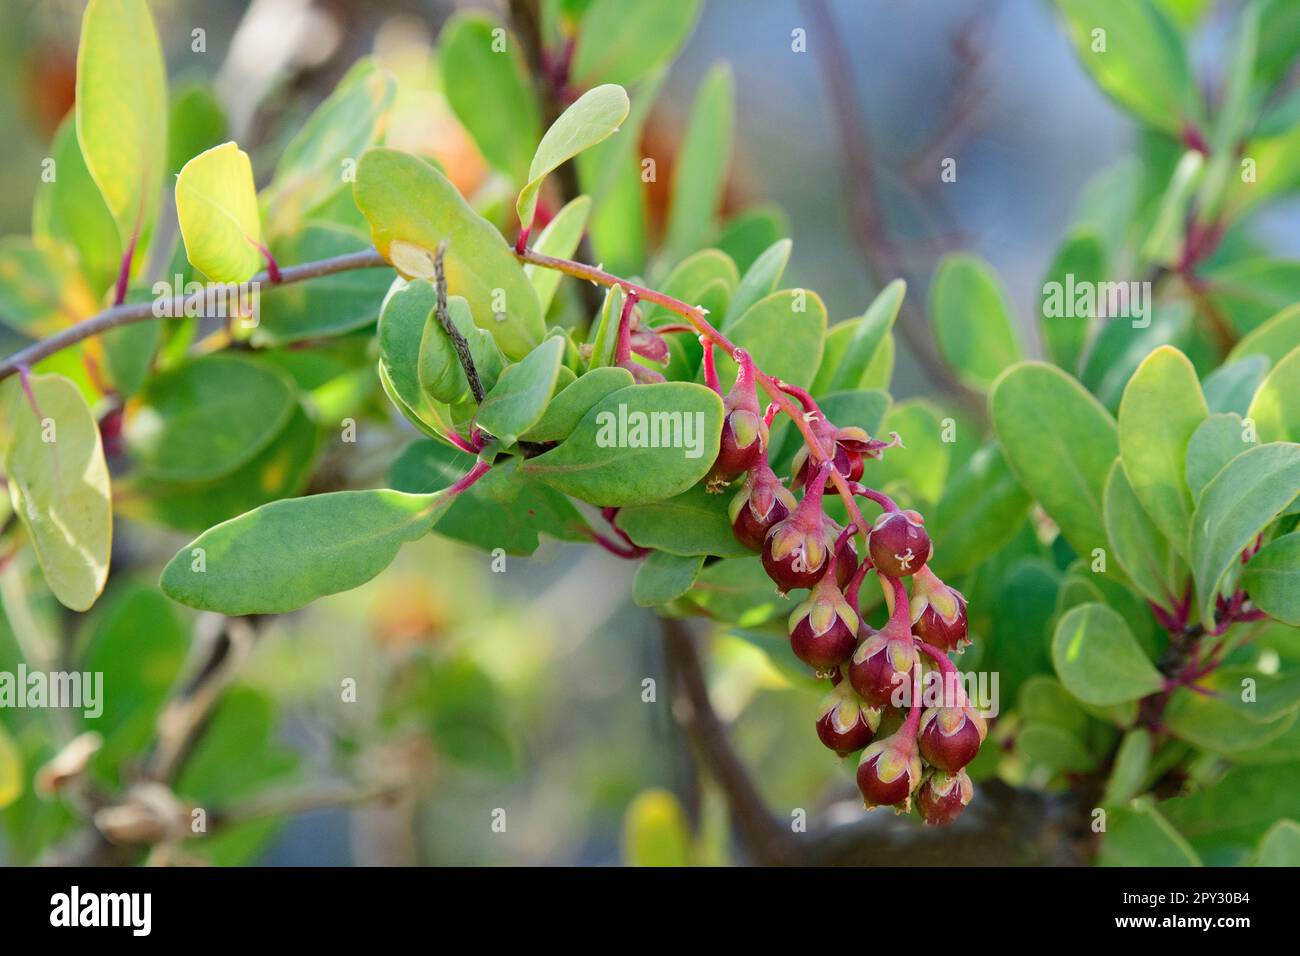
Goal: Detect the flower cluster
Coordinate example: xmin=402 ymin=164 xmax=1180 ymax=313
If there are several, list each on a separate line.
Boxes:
xmin=702 ymin=349 xmax=981 ymax=825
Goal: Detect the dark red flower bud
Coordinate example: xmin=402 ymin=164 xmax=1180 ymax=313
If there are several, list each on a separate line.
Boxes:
xmin=791 ymin=421 xmax=903 ymax=490
xmin=762 ymin=466 xmax=837 ymax=594
xmin=730 ymin=458 xmax=798 ymax=551
xmin=831 ymin=526 xmax=858 ymax=590
xmin=916 ymin=769 xmax=973 ymax=825
xmin=848 ymin=621 xmax=917 ymax=709
xmin=868 ymin=509 xmax=931 ymax=578
xmin=706 ymin=349 xmax=766 ymax=491
xmin=856 ymin=725 xmax=923 ymax=810
xmin=788 ymin=573 xmax=859 ymax=675
xmin=909 ymin=565 xmax=969 ymax=652
xmin=917 ymin=704 xmax=987 ymax=772
xmin=815 ymin=681 xmax=881 ymax=756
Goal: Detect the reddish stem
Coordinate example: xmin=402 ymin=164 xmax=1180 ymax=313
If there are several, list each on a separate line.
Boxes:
xmin=849 ymin=482 xmax=898 ymax=514
xmin=700 ymin=336 xmax=720 ymax=394
xmin=614 ymin=290 xmax=640 ymax=366
xmin=776 ymin=380 xmax=818 ymax=413
xmin=444 ymin=431 xmax=478 ymax=455
xmin=844 ymin=558 xmax=873 ymax=616
xmin=249 ymin=239 xmax=282 ymax=284
xmin=882 ymin=573 xmax=910 ymax=631
xmin=112 ymin=234 xmax=139 ymax=307
xmin=447 ymin=459 xmax=491 ymax=495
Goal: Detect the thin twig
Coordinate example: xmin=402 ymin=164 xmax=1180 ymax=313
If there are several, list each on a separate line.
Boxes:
xmin=433 ymin=239 xmax=486 ymax=403
xmin=0 ymin=248 xmax=389 ymax=381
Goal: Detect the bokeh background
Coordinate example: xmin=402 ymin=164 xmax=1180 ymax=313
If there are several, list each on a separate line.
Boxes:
xmin=0 ymin=0 xmax=1295 ymax=864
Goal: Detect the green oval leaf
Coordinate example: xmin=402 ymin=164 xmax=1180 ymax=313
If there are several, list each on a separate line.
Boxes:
xmin=1099 ymin=803 xmax=1202 ymax=867
xmin=1202 ymin=355 xmax=1268 ymax=417
xmin=573 ymin=0 xmax=700 ymax=89
xmin=1103 ymin=459 xmax=1187 ymax=607
xmin=1053 ymin=0 xmax=1200 ymax=135
xmin=1102 ymin=728 xmax=1153 ymax=806
xmin=647 ymin=248 xmax=739 ymax=326
xmin=475 ymin=337 xmax=566 ymax=445
xmin=1190 ymin=442 xmax=1300 ymax=626
xmin=390 ymin=441 xmax=587 ymax=554
xmin=355 ymin=147 xmax=543 ymax=360
xmin=617 ymin=484 xmax=753 ymax=557
xmin=521 ymin=382 xmax=723 ymax=506
xmin=1051 ymin=603 xmax=1164 ymax=706
xmin=1228 ymin=302 xmax=1300 ymax=367
xmin=826 ymin=279 xmax=905 ymax=394
xmin=722 ymin=239 xmax=791 ymax=330
xmin=1039 ymin=231 xmax=1104 ymax=373
xmin=125 ymin=355 xmax=296 ymax=483
xmin=662 ymin=63 xmax=734 ymax=261
xmin=931 ymin=254 xmax=1022 ymax=392
xmin=634 ymin=552 xmax=704 ymax=608
xmin=160 ymin=489 xmax=453 ymax=614
xmin=32 ymin=115 xmax=120 ymax=297
xmin=519 ymin=366 xmax=635 ymax=443
xmin=1246 ymin=344 xmax=1300 ymax=444
xmin=929 ymin=442 xmax=1031 ymax=578
xmin=118 ymin=403 xmax=319 ymax=533
xmin=1 ymin=374 xmax=112 ymax=611
xmin=263 ymin=59 xmax=395 ymax=236
xmin=75 ymin=0 xmax=167 ymax=249
xmin=1243 ymin=532 xmax=1300 ymax=625
xmin=990 ymin=362 xmax=1117 ymax=567
xmin=1185 ymin=412 xmax=1252 ymax=502
xmin=439 ymin=14 xmax=540 ymax=182
xmin=1018 ymin=721 xmax=1099 ymax=773
xmin=718 ymin=288 xmax=827 ymax=392
xmin=415 ymin=291 xmax=505 ymax=410
xmin=516 ymin=84 xmax=630 ymax=233
xmin=176 ymin=142 xmax=263 ymax=284
xmin=1255 ymin=820 xmax=1300 ymax=866
xmin=1117 ymin=345 xmax=1207 ymax=557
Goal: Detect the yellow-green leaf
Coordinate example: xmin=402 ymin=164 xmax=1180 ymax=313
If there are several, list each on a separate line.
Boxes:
xmin=516 ymin=84 xmax=630 ymax=234
xmin=1117 ymin=345 xmax=1207 ymax=558
xmin=0 ymin=724 xmax=22 ymax=809
xmin=1 ymin=374 xmax=112 ymax=611
xmin=176 ymin=142 xmax=264 ymax=284
xmin=1246 ymin=344 xmax=1300 ymax=444
xmin=355 ymin=148 xmax=543 ymax=360
xmin=622 ymin=788 xmax=691 ymax=866
xmin=75 ymin=0 xmax=167 ymax=249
